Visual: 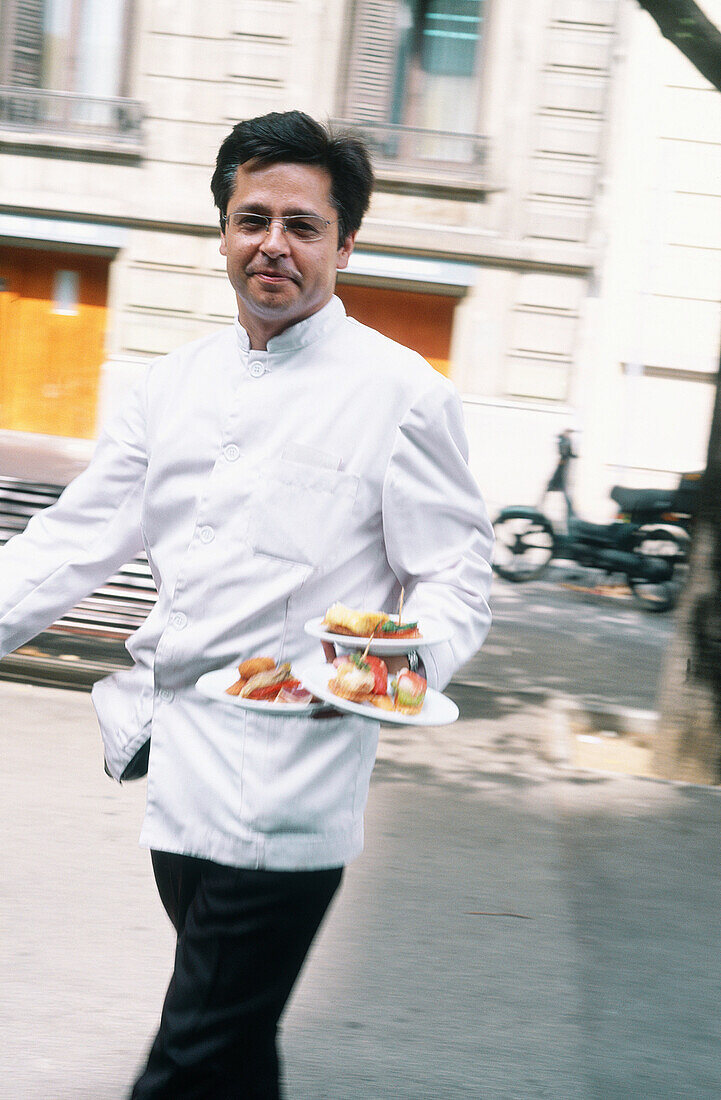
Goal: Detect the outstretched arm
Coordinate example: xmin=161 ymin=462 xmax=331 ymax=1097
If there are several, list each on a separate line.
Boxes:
xmin=0 ymin=373 xmax=149 ymax=659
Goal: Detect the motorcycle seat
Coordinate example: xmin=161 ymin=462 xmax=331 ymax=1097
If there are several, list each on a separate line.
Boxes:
xmin=610 ymin=486 xmax=675 ymax=513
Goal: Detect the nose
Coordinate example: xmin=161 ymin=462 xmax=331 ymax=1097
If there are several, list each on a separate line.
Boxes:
xmin=260 ymin=219 xmax=290 ymax=257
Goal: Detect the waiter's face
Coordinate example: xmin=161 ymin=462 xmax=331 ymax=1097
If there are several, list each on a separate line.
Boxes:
xmin=220 ymin=160 xmax=356 ymax=346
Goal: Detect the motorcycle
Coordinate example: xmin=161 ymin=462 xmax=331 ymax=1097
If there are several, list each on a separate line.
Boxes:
xmin=492 ymin=432 xmax=695 ymax=612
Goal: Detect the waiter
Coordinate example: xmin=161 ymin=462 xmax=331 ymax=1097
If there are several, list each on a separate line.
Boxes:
xmin=0 ymin=110 xmax=493 ymax=1098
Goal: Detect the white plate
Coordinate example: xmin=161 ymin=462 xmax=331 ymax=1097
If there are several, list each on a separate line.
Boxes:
xmin=296 ymin=659 xmax=459 ymax=727
xmin=195 ymin=665 xmax=323 ymax=714
xmin=304 ymin=616 xmax=450 ymax=656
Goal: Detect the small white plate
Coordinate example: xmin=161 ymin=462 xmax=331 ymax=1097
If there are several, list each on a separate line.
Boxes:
xmin=195 ymin=665 xmax=322 ymax=714
xmin=296 ymin=659 xmax=459 ymax=727
xmin=304 ymin=616 xmax=450 ymax=656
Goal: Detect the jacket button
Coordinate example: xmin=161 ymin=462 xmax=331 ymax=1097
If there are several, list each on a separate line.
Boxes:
xmin=199 ymin=525 xmax=215 ymax=544
xmin=171 ymin=612 xmax=187 ymax=630
xmin=224 ymin=444 xmax=240 ymax=462
xmin=249 ymin=361 xmax=265 ymax=378
xmin=158 ymin=688 xmax=174 ymax=703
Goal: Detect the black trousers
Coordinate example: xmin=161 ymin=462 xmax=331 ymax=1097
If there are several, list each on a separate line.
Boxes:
xmin=129 ymin=851 xmax=343 ymax=1100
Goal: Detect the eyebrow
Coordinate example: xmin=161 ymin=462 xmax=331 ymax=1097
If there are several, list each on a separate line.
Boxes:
xmin=229 ymin=203 xmax=324 ymax=218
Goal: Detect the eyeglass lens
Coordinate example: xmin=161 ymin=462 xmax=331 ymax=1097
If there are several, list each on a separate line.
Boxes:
xmin=226 ymin=213 xmax=328 ymax=240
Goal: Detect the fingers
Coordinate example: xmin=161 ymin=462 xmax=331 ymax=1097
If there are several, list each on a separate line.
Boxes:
xmin=383 ymin=655 xmax=410 ymax=676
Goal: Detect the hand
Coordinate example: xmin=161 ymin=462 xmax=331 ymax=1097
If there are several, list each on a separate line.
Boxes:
xmin=383 ymin=654 xmax=412 ymax=676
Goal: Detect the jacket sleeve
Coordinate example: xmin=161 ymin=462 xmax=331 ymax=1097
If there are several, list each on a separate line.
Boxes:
xmin=0 ymin=372 xmax=149 ymax=659
xmin=381 ymin=379 xmax=494 ymax=691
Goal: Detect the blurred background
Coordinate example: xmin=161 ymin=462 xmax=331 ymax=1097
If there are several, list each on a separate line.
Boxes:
xmin=0 ymin=0 xmax=718 ymax=682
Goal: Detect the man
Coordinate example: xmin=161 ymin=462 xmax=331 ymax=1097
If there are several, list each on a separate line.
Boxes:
xmin=0 ymin=111 xmax=493 ymax=1097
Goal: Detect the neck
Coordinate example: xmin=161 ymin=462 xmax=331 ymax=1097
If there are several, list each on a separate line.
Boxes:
xmin=237 ymin=298 xmax=332 ymax=350
xmin=240 ymin=317 xmax=275 ymax=351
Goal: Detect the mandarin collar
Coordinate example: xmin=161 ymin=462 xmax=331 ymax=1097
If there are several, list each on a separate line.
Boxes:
xmin=234 ymin=295 xmax=346 ymax=357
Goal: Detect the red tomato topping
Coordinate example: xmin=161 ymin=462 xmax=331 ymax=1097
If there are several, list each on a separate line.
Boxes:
xmin=247 ymin=678 xmax=300 ymax=701
xmin=365 ymin=656 xmax=388 ymax=696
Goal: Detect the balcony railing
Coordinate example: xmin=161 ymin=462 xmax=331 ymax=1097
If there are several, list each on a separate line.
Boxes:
xmin=0 ymin=86 xmax=143 ymax=150
xmin=331 ymin=119 xmax=489 ymax=186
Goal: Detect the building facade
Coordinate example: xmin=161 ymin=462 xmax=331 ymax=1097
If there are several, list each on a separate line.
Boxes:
xmin=0 ymin=0 xmax=719 ymax=516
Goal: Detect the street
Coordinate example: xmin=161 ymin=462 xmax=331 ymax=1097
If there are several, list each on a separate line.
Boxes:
xmin=2 ymin=574 xmax=720 ymax=1099
xmin=460 ymin=570 xmax=673 ymax=711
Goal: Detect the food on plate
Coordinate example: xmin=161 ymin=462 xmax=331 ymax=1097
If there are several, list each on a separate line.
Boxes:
xmin=238 ymin=656 xmax=276 ymax=679
xmin=327 ymin=653 xmax=390 ymax=706
xmin=327 ymin=653 xmax=379 ymax=703
xmin=322 ymin=603 xmax=389 ymax=638
xmin=369 ymin=693 xmax=395 ymax=712
xmin=328 ymin=654 xmax=427 ymax=716
xmin=364 ymin=655 xmax=388 ymax=696
xmin=240 ymin=663 xmax=298 ymax=700
xmin=392 ymin=670 xmax=427 ymax=715
xmin=225 ymin=658 xmax=308 ymax=704
xmin=321 ymin=602 xmax=422 ymax=640
xmin=276 ymin=684 xmax=314 ymax=706
xmin=378 ymin=619 xmax=421 ymax=640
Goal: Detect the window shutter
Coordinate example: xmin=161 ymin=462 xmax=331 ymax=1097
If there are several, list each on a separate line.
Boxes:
xmin=341 ymin=0 xmax=400 ymax=124
xmin=10 ymin=0 xmax=45 ymax=87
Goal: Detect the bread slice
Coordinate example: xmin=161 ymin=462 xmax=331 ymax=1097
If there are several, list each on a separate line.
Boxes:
xmin=322 ymin=602 xmax=389 ymax=638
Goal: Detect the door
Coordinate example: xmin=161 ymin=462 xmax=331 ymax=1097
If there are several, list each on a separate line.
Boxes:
xmin=0 ymin=246 xmax=109 ymax=438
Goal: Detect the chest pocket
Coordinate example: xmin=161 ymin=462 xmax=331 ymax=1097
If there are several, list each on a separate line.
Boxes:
xmin=248 ymin=456 xmax=359 ymax=569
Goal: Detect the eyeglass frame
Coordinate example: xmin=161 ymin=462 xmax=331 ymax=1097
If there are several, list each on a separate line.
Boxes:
xmin=220 ymin=211 xmax=336 ymax=242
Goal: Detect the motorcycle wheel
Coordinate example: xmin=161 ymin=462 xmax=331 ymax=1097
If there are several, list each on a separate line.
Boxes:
xmin=492 ymin=514 xmax=555 ymax=582
xmin=627 ymin=526 xmax=690 ymax=612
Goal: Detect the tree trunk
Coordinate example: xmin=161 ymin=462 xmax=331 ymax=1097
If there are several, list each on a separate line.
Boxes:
xmin=654 ymin=366 xmax=721 ymax=783
xmin=635 ymin=0 xmax=721 ymax=88
xmin=633 ymin=0 xmax=721 ymax=783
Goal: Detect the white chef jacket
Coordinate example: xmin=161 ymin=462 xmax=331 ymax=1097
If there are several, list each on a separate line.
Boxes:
xmin=0 ymin=296 xmax=493 ymax=869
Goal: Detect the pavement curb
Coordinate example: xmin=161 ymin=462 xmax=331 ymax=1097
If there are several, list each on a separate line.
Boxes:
xmin=546 ymin=693 xmax=721 ymax=791
xmin=547 ymin=693 xmax=657 ymax=777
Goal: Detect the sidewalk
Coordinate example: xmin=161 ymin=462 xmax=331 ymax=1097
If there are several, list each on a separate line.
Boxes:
xmin=2 ymin=679 xmax=720 ymax=1099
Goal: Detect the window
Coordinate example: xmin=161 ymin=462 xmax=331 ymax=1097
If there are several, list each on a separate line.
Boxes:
xmin=0 ymin=0 xmax=141 ymax=147
xmin=336 ymin=282 xmax=456 ymax=376
xmin=52 ymin=269 xmax=79 ymax=314
xmin=338 ymin=0 xmax=487 ymax=169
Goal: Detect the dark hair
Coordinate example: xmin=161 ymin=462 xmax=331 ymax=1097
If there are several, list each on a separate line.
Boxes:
xmin=210 ymin=111 xmax=374 ymax=246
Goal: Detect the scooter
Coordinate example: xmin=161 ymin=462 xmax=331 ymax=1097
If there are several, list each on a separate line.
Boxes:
xmin=492 ymin=432 xmax=692 ymax=611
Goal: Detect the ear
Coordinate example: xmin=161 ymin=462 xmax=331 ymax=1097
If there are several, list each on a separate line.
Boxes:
xmin=336 ymin=231 xmax=357 ymax=272
xmin=220 ymin=228 xmax=228 ymax=257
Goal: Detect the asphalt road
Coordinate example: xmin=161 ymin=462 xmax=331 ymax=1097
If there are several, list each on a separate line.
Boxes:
xmin=459 ymin=570 xmax=674 ymax=712
xmin=3 ymin=679 xmax=721 ymax=1099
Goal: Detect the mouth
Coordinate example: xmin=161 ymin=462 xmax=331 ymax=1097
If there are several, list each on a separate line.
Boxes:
xmin=248 ymin=268 xmax=300 ymax=286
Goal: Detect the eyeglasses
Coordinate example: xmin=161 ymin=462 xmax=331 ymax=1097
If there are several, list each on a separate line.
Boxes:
xmin=222 ymin=212 xmax=334 ymax=242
